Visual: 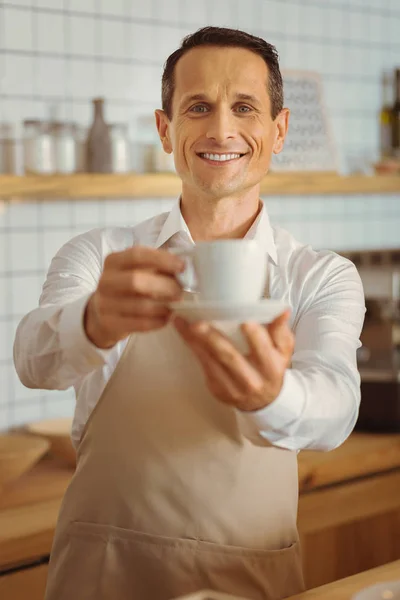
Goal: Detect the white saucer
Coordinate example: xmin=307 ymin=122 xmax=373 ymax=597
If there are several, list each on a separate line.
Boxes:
xmin=170 ymin=298 xmax=289 ymax=324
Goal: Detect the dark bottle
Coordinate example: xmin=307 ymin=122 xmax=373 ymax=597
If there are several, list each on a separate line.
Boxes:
xmin=392 ymin=68 xmax=400 ymax=158
xmin=86 ymin=98 xmax=112 ymax=173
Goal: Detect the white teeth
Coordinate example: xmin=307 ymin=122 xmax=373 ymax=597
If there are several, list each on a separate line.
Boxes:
xmin=201 ymin=153 xmax=241 ymax=162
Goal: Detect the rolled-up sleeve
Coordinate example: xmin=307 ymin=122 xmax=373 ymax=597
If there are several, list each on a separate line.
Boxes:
xmin=242 ymin=257 xmax=366 ymax=452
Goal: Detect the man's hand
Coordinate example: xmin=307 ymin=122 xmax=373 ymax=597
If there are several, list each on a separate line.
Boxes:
xmin=85 ymin=246 xmax=185 ymax=349
xmin=173 ymin=310 xmax=294 ymax=412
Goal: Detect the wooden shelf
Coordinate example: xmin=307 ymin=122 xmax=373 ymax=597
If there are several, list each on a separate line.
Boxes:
xmin=0 ymin=172 xmax=399 ymax=200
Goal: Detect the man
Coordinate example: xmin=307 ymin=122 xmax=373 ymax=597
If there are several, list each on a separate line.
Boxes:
xmin=14 ymin=26 xmax=365 ymax=600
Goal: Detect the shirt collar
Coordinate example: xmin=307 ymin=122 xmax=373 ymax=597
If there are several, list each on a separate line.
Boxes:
xmin=155 ymin=198 xmax=277 ymax=265
xmin=155 ymin=198 xmax=194 ymax=249
xmin=245 ymin=202 xmax=277 ymax=265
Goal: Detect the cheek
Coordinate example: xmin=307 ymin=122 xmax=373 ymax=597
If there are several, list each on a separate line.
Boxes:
xmin=172 ymin=121 xmax=188 ymax=152
xmin=247 ymin=120 xmax=274 ymax=155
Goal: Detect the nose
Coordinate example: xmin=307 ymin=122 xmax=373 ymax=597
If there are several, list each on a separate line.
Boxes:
xmin=205 ymin=106 xmax=237 ymax=144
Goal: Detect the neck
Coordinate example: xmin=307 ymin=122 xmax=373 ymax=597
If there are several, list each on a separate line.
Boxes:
xmin=180 ymin=185 xmax=262 ymax=242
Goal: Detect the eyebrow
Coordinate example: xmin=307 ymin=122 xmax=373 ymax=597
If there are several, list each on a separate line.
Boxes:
xmin=235 ymin=93 xmax=260 ymax=104
xmin=181 ymin=93 xmax=209 ymax=105
xmin=181 ymin=93 xmax=261 ymax=106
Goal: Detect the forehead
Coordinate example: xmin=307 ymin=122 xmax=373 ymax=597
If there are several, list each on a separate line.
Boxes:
xmin=174 ymin=45 xmax=270 ymax=102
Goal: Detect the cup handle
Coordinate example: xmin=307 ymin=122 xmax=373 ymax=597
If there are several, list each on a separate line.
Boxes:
xmin=169 ymin=247 xmax=196 ymax=292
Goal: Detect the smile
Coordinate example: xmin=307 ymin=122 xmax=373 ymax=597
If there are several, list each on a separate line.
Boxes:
xmin=198 ymin=152 xmax=245 ymax=163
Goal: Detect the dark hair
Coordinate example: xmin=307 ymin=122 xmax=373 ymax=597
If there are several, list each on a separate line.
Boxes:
xmin=161 ymin=26 xmax=284 ymax=120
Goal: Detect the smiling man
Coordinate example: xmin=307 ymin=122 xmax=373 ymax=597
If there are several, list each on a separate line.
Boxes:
xmin=15 ymin=27 xmax=365 ymax=600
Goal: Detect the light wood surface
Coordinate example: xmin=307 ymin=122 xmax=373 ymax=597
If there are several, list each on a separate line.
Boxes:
xmin=0 ymin=563 xmax=48 ymax=600
xmin=25 ymin=418 xmax=76 ymax=468
xmin=0 ymin=172 xmax=399 ymax=199
xmin=0 ymin=456 xmax=72 ymax=511
xmin=298 ymin=433 xmax=400 ymax=492
xmin=299 ymin=470 xmax=400 ymax=534
xmin=0 ymin=434 xmax=49 ymax=489
xmin=0 ymin=499 xmax=61 ymax=568
xmin=287 ymin=559 xmax=400 ymax=599
xmin=0 ymin=499 xmax=61 ymax=567
xmin=0 ymin=457 xmax=71 ymax=569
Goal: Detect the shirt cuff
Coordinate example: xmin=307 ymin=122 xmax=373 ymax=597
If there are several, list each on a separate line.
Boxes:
xmin=58 ymin=294 xmax=116 ymax=369
xmin=241 ymin=369 xmax=306 ymax=437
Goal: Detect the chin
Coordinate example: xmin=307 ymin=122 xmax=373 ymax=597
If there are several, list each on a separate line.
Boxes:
xmin=195 ymin=176 xmax=247 ymax=197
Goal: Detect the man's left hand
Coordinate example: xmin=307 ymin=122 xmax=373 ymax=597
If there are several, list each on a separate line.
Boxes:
xmin=173 ymin=310 xmax=294 ymax=412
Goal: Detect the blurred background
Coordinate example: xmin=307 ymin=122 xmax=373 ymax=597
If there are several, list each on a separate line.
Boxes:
xmin=0 ymin=0 xmax=399 ymax=429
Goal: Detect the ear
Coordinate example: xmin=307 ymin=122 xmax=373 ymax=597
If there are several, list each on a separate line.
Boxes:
xmin=155 ymin=109 xmax=173 ymax=154
xmin=272 ymin=108 xmax=290 ymax=155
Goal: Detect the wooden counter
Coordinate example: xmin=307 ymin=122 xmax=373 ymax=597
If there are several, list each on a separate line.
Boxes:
xmin=287 ymin=559 xmax=400 ymax=599
xmin=297 ymin=432 xmax=400 ymax=587
xmin=0 ymin=433 xmax=400 ymax=596
xmin=298 ymin=432 xmax=400 ymax=492
xmin=0 ymin=457 xmax=71 ymax=568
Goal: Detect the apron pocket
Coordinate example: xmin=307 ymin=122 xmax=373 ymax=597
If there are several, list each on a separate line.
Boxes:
xmin=52 ymin=521 xmax=304 ymax=600
xmin=194 ymin=537 xmax=305 ymax=600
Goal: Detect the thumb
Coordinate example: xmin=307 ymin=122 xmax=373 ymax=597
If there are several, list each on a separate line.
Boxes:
xmin=268 ymin=309 xmax=291 ymax=331
xmin=266 ymin=309 xmax=293 ymax=354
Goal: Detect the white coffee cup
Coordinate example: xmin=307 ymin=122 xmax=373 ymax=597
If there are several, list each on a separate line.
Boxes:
xmin=171 ymin=240 xmax=268 ymax=304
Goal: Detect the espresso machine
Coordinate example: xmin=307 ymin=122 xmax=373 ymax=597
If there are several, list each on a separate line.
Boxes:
xmin=341 ymin=249 xmax=400 ymax=432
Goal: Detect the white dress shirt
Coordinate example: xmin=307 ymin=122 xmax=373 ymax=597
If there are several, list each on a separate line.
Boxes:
xmin=14 ymin=200 xmax=366 ymax=451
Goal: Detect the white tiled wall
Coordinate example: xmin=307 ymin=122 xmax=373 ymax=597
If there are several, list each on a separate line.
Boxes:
xmin=1 ymin=0 xmax=400 ymax=430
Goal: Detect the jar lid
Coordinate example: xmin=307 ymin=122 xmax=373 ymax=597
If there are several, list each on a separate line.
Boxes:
xmin=52 ymin=121 xmax=75 ymax=132
xmin=39 ymin=121 xmax=54 ymax=134
xmin=23 ymin=119 xmax=41 ymax=126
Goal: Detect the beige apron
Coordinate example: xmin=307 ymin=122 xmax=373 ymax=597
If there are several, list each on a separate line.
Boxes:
xmin=45 ymin=284 xmax=305 ymax=600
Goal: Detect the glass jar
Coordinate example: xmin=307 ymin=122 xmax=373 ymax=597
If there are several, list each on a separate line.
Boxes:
xmin=135 ymin=114 xmax=158 ymax=173
xmin=110 ymin=123 xmax=131 ymax=173
xmin=153 ymin=146 xmax=175 ymax=173
xmin=74 ymin=125 xmax=87 ymax=172
xmin=0 ymin=123 xmax=19 ymax=174
xmin=135 ymin=114 xmax=175 ymax=173
xmin=23 ymin=120 xmax=55 ymax=174
xmin=23 ymin=119 xmax=40 ymax=174
xmin=54 ymin=123 xmax=77 ymax=174
xmin=36 ymin=122 xmax=55 ymax=174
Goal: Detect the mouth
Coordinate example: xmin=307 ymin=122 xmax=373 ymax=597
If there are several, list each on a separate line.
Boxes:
xmin=197 ymin=152 xmax=246 ymax=165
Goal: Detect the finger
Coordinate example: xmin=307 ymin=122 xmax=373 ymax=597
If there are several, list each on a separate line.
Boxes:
xmin=100 ymin=297 xmax=172 ymax=319
xmin=186 ymin=339 xmax=245 ymax=402
xmin=119 ymin=315 xmax=171 ymax=333
xmin=267 ymin=310 xmax=294 ymax=355
xmin=240 ymin=321 xmax=278 ymax=376
xmin=267 ymin=309 xmax=291 ymax=334
xmin=99 ymin=270 xmax=183 ymax=301
xmin=96 ymin=314 xmax=171 ymax=340
xmin=106 ymin=246 xmax=185 ymax=275
xmin=175 ymin=318 xmax=263 ymax=393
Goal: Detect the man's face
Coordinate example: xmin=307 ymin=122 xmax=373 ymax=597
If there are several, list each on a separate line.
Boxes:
xmin=156 ymin=45 xmax=289 ymax=199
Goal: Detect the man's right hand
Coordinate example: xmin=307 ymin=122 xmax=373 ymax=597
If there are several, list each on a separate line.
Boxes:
xmin=84 ymin=246 xmax=185 ymax=349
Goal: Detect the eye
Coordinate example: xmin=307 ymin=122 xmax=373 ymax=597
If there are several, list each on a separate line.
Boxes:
xmin=190 ymin=104 xmax=209 ymax=113
xmin=236 ymin=105 xmax=252 ymax=113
